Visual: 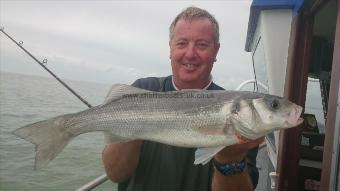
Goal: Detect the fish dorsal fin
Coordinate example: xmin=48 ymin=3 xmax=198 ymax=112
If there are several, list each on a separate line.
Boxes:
xmin=104 ymin=84 xmax=151 ymax=103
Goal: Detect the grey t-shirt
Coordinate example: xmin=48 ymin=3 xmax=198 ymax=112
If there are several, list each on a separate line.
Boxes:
xmin=118 ymin=76 xmax=258 ymax=191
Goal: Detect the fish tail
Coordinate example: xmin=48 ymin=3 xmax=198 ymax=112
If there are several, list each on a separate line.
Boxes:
xmin=13 ymin=114 xmax=74 ymax=170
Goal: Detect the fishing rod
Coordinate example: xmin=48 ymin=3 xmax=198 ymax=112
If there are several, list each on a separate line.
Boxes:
xmin=0 ymin=27 xmax=92 ymax=108
xmin=1 ymin=27 xmax=110 ymax=189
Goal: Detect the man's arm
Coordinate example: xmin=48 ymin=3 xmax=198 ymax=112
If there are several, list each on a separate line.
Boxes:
xmin=211 ymin=138 xmax=264 ymax=191
xmin=102 ymin=78 xmax=161 ymax=183
xmin=102 ymin=140 xmax=143 ymax=182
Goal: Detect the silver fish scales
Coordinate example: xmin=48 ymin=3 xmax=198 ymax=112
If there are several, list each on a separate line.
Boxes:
xmin=13 ymin=84 xmax=303 ymax=169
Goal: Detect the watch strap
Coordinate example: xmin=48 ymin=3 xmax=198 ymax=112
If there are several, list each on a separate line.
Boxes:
xmin=213 ymin=158 xmax=246 ymax=175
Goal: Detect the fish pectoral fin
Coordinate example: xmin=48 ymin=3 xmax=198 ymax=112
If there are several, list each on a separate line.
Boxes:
xmin=103 ymin=132 xmax=132 ymax=144
xmin=195 ymin=127 xmax=225 ymax=135
xmin=104 ymin=84 xmax=151 ymax=103
xmin=194 ymin=146 xmax=225 ymax=165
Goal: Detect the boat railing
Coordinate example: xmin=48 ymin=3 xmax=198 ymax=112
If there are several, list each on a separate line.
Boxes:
xmin=75 ymin=174 xmax=108 ymax=191
xmin=235 ymin=79 xmax=268 ymax=91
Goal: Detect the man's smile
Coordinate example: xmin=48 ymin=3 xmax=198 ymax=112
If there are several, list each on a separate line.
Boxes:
xmin=182 ymin=63 xmax=199 ymax=71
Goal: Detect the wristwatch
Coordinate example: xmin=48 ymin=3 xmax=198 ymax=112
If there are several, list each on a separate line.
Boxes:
xmin=213 ymin=158 xmax=246 ymax=175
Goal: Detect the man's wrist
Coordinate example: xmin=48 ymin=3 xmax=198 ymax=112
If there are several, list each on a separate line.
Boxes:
xmin=213 ymin=158 xmax=246 ymax=176
xmin=212 ymin=163 xmax=252 ymax=191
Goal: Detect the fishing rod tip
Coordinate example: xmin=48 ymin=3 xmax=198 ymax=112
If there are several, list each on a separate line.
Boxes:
xmin=0 ymin=26 xmax=4 ymax=31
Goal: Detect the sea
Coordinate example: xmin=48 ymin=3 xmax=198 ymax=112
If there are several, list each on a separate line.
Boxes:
xmin=0 ymin=72 xmax=117 ymax=191
xmin=0 ymin=72 xmax=331 ymax=191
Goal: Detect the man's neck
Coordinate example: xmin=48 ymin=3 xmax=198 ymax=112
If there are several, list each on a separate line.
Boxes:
xmin=172 ymin=76 xmax=212 ymax=90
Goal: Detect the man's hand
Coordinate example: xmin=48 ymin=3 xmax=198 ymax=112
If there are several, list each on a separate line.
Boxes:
xmin=214 ymin=137 xmax=264 ymax=163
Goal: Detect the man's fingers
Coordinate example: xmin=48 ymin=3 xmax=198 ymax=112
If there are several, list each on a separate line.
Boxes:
xmin=241 ymin=137 xmax=265 ymax=149
xmin=214 ymin=137 xmax=265 ymax=163
xmin=249 ymin=137 xmax=265 ymax=146
xmin=230 ymin=137 xmax=264 ymax=150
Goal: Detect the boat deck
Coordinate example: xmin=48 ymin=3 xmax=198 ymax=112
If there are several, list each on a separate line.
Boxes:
xmin=255 ymin=145 xmax=270 ymax=191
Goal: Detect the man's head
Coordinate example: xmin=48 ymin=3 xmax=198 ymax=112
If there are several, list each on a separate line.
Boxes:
xmin=169 ymin=6 xmax=220 ymax=44
xmin=169 ymin=6 xmax=220 ymax=90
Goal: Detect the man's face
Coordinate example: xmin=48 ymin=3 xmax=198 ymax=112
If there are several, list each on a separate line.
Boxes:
xmin=169 ymin=18 xmax=220 ymax=89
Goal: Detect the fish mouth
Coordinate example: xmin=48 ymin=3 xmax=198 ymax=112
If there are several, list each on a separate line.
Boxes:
xmin=287 ymin=105 xmax=304 ymax=126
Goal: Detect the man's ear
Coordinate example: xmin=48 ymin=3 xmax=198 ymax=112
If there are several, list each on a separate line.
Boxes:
xmin=169 ymin=41 xmax=172 ymax=59
xmin=214 ymin=43 xmax=220 ymax=62
xmin=215 ymin=43 xmax=220 ymax=54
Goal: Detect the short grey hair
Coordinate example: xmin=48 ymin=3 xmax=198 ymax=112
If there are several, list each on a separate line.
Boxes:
xmin=169 ymin=6 xmax=220 ymax=44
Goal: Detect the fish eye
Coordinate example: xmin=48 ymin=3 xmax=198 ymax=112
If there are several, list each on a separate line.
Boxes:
xmin=270 ymin=99 xmax=280 ymax=110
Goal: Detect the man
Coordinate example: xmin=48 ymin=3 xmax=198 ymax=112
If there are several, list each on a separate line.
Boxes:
xmin=102 ymin=6 xmax=263 ymax=191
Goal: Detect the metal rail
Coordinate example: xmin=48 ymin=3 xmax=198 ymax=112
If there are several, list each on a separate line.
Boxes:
xmin=235 ymin=79 xmax=268 ymax=91
xmin=76 ymin=174 xmax=108 ymax=191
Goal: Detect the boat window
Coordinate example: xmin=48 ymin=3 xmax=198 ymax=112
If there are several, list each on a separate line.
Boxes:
xmin=305 ymin=36 xmax=333 ymax=133
xmin=304 ymin=78 xmax=326 ymax=133
xmin=252 ymin=36 xmax=268 ymax=93
xmin=298 ymin=35 xmax=333 ymax=190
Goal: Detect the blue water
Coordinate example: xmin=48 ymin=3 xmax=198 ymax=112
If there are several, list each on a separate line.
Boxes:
xmin=0 ymin=72 xmax=117 ymax=191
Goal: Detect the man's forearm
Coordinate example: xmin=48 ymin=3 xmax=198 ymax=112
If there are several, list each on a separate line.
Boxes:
xmin=102 ymin=140 xmax=143 ymax=183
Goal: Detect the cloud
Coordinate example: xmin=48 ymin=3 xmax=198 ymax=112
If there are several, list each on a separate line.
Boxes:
xmin=1 ymin=0 xmax=253 ymax=88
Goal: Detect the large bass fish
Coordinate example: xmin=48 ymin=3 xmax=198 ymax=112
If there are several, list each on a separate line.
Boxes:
xmin=13 ymin=84 xmax=303 ymax=169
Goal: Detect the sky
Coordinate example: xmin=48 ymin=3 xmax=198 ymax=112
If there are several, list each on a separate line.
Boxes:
xmin=0 ymin=0 xmax=254 ymax=89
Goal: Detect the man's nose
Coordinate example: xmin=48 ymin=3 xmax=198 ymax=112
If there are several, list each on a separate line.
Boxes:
xmin=184 ymin=44 xmax=197 ymax=60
